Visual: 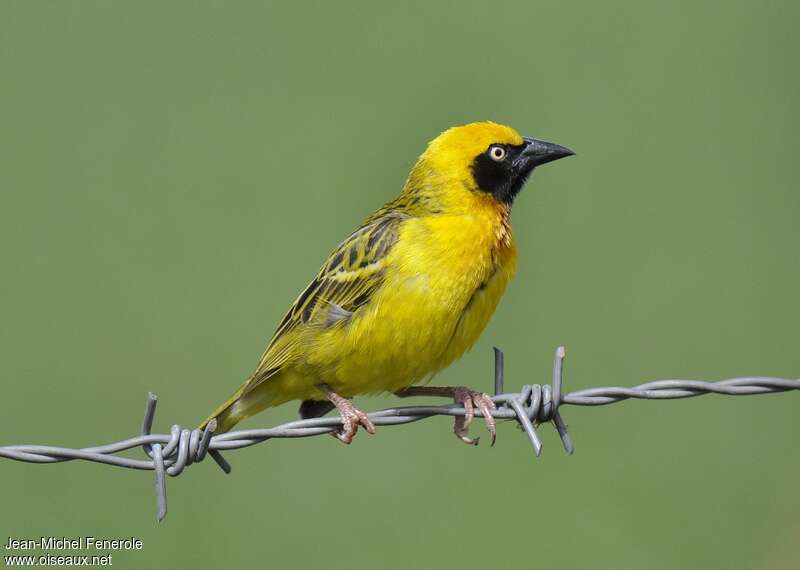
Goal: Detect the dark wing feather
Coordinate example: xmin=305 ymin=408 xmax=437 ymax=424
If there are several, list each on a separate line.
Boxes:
xmin=242 ymin=212 xmax=407 ymax=394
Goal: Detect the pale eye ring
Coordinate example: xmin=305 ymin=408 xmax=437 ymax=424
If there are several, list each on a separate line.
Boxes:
xmin=489 ymin=145 xmax=507 ymax=162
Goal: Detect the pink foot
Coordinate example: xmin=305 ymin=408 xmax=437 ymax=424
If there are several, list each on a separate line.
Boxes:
xmin=316 ymin=384 xmax=376 ymax=444
xmin=452 ymin=387 xmax=497 ymax=446
xmin=395 ymin=385 xmax=498 ymax=446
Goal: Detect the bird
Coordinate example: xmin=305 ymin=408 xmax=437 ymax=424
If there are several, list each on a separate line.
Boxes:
xmin=201 ymin=121 xmax=574 ymax=445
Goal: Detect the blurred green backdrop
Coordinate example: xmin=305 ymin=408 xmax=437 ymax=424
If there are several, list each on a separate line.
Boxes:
xmin=1 ymin=1 xmax=798 ymax=569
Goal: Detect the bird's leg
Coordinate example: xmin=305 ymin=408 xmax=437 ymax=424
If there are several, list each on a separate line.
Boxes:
xmin=395 ymin=386 xmax=497 ymax=446
xmin=315 ymin=383 xmax=376 ymax=444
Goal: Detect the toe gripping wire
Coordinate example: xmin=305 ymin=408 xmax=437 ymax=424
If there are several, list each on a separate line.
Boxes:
xmin=140 ymin=394 xmax=231 ymax=521
xmin=492 ymin=346 xmax=574 ymax=458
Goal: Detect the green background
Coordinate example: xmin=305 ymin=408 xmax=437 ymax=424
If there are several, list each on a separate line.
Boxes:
xmin=1 ymin=2 xmax=798 ymax=568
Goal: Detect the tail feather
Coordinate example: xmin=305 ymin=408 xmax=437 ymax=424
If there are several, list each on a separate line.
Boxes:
xmin=200 ymin=372 xmax=283 ymax=434
xmin=200 ymin=384 xmax=248 ymax=434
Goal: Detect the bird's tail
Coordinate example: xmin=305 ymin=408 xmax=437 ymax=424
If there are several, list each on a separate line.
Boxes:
xmin=200 ymin=386 xmax=246 ymax=434
xmin=200 ymin=373 xmax=283 ymax=434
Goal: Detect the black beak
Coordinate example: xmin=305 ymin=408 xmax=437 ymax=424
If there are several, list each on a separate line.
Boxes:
xmin=515 ymin=137 xmax=575 ymax=171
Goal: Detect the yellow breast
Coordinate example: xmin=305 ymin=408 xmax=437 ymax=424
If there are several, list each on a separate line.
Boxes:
xmin=306 ymin=199 xmax=517 ymax=396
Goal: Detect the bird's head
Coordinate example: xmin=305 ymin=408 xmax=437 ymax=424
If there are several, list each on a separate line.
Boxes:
xmin=405 ymin=121 xmax=574 ymax=208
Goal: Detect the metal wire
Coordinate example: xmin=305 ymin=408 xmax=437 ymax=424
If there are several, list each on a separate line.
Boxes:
xmin=1 ymin=346 xmax=797 ymax=521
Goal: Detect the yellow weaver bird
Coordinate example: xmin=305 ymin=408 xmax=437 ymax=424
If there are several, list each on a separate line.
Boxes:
xmin=202 ymin=121 xmax=573 ymax=444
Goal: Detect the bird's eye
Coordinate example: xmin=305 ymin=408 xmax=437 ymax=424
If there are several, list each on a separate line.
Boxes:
xmin=489 ymin=145 xmax=507 ymax=162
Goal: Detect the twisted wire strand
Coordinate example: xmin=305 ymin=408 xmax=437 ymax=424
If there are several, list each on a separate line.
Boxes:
xmin=1 ymin=346 xmax=797 ymax=521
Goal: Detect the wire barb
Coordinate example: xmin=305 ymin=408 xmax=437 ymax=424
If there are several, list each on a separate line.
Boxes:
xmin=1 ymin=345 xmax=797 ymax=521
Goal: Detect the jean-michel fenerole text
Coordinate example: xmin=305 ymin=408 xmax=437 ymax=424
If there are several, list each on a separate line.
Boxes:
xmin=4 ymin=536 xmax=143 ymax=551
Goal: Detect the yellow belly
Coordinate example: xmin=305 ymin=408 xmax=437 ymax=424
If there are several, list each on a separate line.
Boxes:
xmin=272 ymin=214 xmax=517 ymax=400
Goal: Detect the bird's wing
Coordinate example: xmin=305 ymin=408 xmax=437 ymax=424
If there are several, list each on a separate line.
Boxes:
xmin=242 ymin=212 xmax=407 ymax=394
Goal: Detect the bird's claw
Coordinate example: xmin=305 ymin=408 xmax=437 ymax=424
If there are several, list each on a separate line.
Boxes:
xmin=316 ymin=383 xmax=376 ymax=444
xmin=452 ymin=386 xmax=497 ymax=446
xmin=333 ymin=402 xmax=376 ymax=445
xmin=315 ymin=383 xmax=376 ymax=444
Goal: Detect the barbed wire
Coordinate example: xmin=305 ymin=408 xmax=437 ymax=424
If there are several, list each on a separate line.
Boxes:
xmin=1 ymin=346 xmax=798 ymax=521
